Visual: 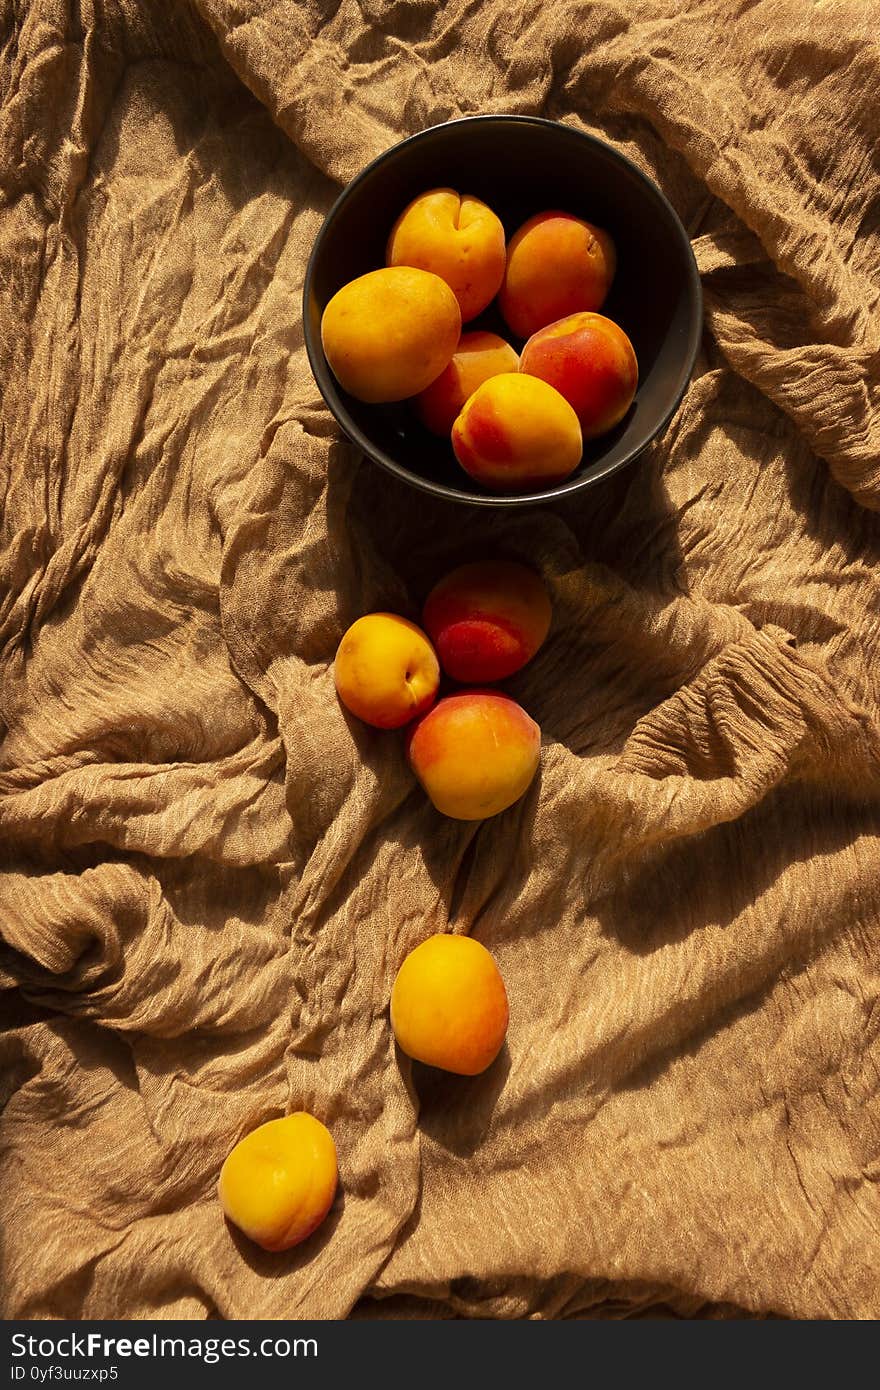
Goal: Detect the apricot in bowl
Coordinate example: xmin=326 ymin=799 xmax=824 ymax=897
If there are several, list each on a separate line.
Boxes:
xmin=520 ymin=311 xmax=639 ymax=439
xmin=387 ymin=188 xmax=506 ymax=323
xmin=499 ymin=210 xmax=616 ymax=339
xmin=321 ymin=266 xmax=460 ymax=404
xmin=415 ymin=330 xmax=519 ymax=437
xmin=452 ymin=373 xmax=582 ymax=492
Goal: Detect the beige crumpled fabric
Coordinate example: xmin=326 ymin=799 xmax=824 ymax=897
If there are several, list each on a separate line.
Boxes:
xmin=2 ymin=0 xmax=880 ymax=1321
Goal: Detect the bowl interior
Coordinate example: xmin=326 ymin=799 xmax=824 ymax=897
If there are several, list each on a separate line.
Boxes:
xmin=304 ymin=116 xmax=701 ymax=505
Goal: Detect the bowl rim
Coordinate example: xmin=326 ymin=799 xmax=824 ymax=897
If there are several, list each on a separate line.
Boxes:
xmin=302 ymin=113 xmax=703 ymax=508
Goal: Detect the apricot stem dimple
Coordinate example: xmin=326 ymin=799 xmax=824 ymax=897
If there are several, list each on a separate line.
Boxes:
xmin=388 ymin=188 xmax=505 ymax=321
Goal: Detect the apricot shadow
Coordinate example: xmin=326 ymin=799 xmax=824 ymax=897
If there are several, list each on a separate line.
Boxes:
xmin=395 ymin=760 xmax=544 ymax=926
xmin=407 ymin=1043 xmax=512 ymax=1161
xmin=555 ymin=441 xmax=687 ymax=595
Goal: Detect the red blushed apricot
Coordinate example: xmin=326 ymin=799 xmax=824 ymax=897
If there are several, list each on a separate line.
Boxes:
xmin=451 ymin=373 xmax=582 ymax=493
xmin=406 ymin=689 xmax=541 ymax=820
xmin=423 ymin=561 xmax=552 ymax=682
xmin=415 ymin=331 xmax=520 ymax=437
xmin=520 ymin=312 xmax=638 ymax=438
xmin=499 ymin=211 xmax=616 ymax=339
xmin=387 ymin=188 xmax=506 ymax=322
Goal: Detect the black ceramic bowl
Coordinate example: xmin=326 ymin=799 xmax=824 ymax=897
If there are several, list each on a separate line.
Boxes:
xmin=303 ymin=115 xmax=702 ymax=507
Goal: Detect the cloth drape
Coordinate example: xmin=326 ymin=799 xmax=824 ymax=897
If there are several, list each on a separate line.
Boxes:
xmin=2 ymin=0 xmax=879 ymax=1320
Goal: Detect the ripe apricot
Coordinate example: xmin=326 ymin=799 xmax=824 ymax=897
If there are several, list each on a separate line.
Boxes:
xmin=218 ymin=1113 xmax=338 ymax=1252
xmin=520 ymin=311 xmax=638 ymax=438
xmin=391 ymin=934 xmax=509 ymax=1075
xmin=423 ymin=560 xmax=551 ymax=683
xmin=387 ymin=188 xmax=506 ymax=322
xmin=335 ymin=613 xmax=440 ymax=729
xmin=415 ymin=331 xmax=520 ymax=437
xmin=451 ymin=372 xmax=583 ymax=492
xmin=499 ymin=211 xmax=616 ymax=339
xmin=407 ymin=689 xmax=540 ymax=820
xmin=321 ymin=267 xmax=460 ymax=403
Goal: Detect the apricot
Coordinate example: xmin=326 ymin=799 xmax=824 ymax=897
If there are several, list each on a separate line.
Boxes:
xmin=391 ymin=934 xmax=509 ymax=1075
xmin=415 ymin=331 xmax=520 ymax=437
xmin=499 ymin=211 xmax=616 ymax=339
xmin=218 ymin=1113 xmax=338 ymax=1252
xmin=520 ymin=311 xmax=638 ymax=439
xmin=407 ymin=689 xmax=540 ymax=820
xmin=423 ymin=560 xmax=552 ymax=683
xmin=321 ymin=267 xmax=461 ymax=403
xmin=387 ymin=188 xmax=506 ymax=323
xmin=335 ymin=613 xmax=439 ymax=730
xmin=451 ymin=372 xmax=582 ymax=492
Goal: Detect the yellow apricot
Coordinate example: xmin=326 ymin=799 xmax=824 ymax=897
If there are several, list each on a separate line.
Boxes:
xmin=387 ymin=188 xmax=506 ymax=322
xmin=335 ymin=612 xmax=440 ymax=730
xmin=391 ymin=933 xmax=509 ymax=1076
xmin=321 ymin=266 xmax=461 ymax=403
xmin=218 ymin=1113 xmax=337 ymax=1252
xmin=392 ymin=934 xmax=508 ymax=1073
